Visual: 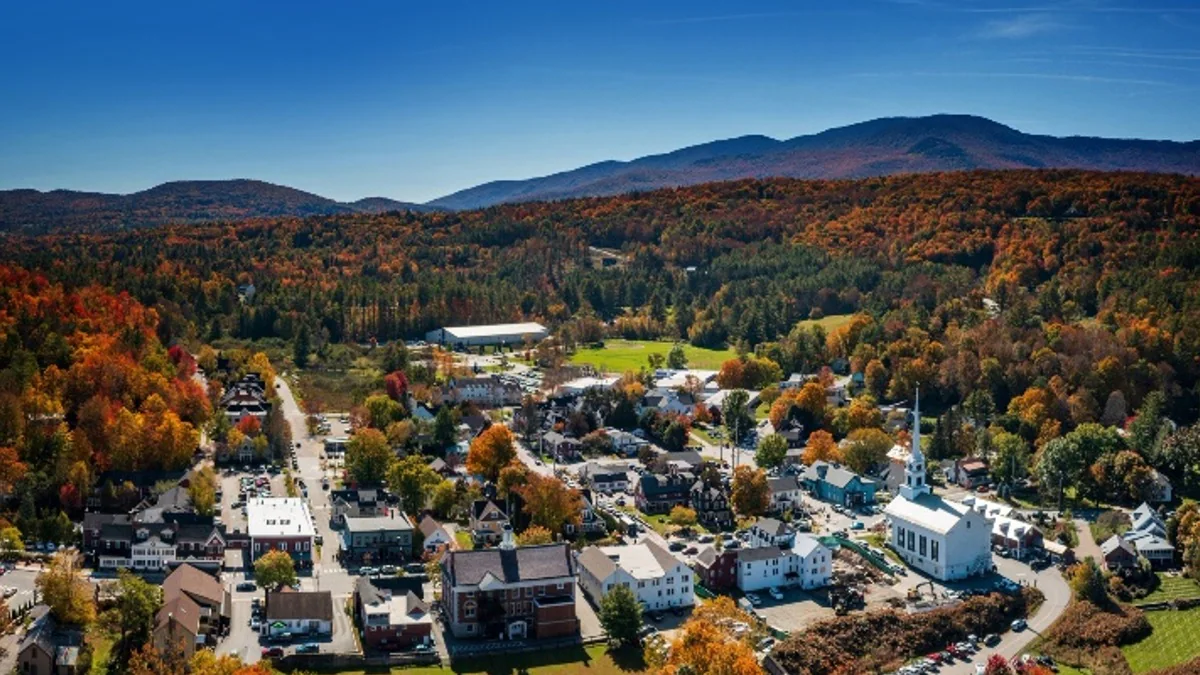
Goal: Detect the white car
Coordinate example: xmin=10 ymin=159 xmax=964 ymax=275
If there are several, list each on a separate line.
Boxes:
xmin=745 ymin=593 xmax=762 ymax=606
xmin=768 ymin=587 xmax=784 ymax=600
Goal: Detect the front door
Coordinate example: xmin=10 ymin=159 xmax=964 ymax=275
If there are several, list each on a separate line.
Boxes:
xmin=508 ymin=620 xmax=527 ymax=639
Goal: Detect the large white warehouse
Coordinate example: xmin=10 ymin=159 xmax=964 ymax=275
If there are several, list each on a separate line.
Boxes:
xmin=425 ymin=322 xmax=548 ymax=347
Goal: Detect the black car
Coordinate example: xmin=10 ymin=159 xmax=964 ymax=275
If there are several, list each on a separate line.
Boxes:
xmin=668 ymin=541 xmax=686 ymax=552
xmin=236 ymin=582 xmax=257 ymax=592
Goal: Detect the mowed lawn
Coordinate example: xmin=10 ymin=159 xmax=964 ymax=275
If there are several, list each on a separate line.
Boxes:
xmin=1141 ymin=574 xmax=1200 ymax=605
xmin=570 ymin=340 xmax=735 ymax=372
xmin=339 ymin=644 xmax=647 ymax=674
xmin=1122 ymin=607 xmax=1200 ymax=673
xmin=793 ymin=313 xmax=856 ymax=333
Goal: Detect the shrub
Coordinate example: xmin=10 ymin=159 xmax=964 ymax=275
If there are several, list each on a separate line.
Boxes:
xmin=770 ymin=589 xmax=1041 ymax=674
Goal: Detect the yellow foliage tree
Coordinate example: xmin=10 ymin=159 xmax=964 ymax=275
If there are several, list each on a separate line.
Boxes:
xmin=802 ymin=430 xmax=840 ymax=465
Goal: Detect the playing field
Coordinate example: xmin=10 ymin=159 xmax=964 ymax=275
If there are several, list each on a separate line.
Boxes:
xmin=1122 ymin=607 xmax=1200 ymax=673
xmin=570 ymin=340 xmax=736 ymax=372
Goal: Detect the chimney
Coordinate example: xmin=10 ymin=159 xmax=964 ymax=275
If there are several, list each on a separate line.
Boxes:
xmin=500 ymin=524 xmax=515 ymax=550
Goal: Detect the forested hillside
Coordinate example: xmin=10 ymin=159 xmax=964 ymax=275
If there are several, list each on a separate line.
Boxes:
xmin=0 ymin=265 xmax=212 ymax=534
xmin=4 ymin=168 xmax=1200 ymax=432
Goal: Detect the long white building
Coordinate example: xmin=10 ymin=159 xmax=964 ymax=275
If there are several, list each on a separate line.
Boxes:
xmin=736 ymin=533 xmax=832 ymax=592
xmin=426 ymin=322 xmax=548 ymax=347
xmin=577 ymin=541 xmax=694 ymax=611
xmin=883 ymin=392 xmax=992 ymax=581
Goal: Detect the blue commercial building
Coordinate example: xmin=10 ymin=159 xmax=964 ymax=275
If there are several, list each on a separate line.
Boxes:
xmin=801 ymin=461 xmax=878 ymax=507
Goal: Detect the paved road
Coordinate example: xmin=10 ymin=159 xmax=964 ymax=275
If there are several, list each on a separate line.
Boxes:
xmin=689 ymin=430 xmax=758 ymax=470
xmin=222 ymin=376 xmax=358 ymax=663
xmin=940 ymin=558 xmax=1071 ymax=674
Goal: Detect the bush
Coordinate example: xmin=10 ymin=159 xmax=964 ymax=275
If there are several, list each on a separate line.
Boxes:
xmin=770 ymin=589 xmax=1041 ymax=674
xmin=1039 ymin=600 xmax=1150 ymax=675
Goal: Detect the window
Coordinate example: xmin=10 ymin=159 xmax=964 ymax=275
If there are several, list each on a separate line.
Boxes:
xmin=557 ymin=582 xmax=565 ymax=591
xmin=638 ymin=581 xmax=645 ymax=588
xmin=464 ymin=602 xmax=476 ymax=618
xmin=525 ymin=586 xmax=532 ymax=597
xmin=907 ymin=531 xmax=915 ymax=550
xmin=667 ymin=576 xmax=674 ymax=584
xmin=931 ymin=540 xmax=939 ymax=562
xmin=919 ymin=536 xmax=926 ymax=557
xmin=466 ymin=624 xmax=475 ymax=634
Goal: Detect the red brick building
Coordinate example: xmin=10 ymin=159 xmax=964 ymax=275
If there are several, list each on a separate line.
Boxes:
xmin=440 ymin=526 xmax=578 ymax=640
xmin=693 ymin=547 xmax=738 ymax=591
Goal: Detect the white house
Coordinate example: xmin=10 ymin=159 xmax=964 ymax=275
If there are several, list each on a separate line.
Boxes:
xmin=883 ymin=391 xmax=992 ymax=581
xmin=577 ymin=541 xmax=694 ymax=611
xmin=736 ymin=534 xmax=832 ymax=592
xmin=579 ymin=461 xmax=631 ymax=494
xmin=767 ymin=477 xmax=802 ymax=512
xmin=264 ymin=591 xmax=333 ymax=638
xmin=418 ymin=515 xmax=453 ymax=553
xmin=748 ymin=518 xmax=796 ymax=549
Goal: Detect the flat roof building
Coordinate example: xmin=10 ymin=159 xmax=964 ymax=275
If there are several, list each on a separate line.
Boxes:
xmin=426 ymin=322 xmax=549 ymax=347
xmin=246 ymin=498 xmax=316 ymax=564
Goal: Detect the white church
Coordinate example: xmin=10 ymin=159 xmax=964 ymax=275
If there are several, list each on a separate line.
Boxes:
xmin=883 ymin=391 xmax=993 ymax=581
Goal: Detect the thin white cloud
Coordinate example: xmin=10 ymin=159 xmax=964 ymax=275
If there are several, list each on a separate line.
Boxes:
xmin=978 ymin=13 xmax=1064 ymax=38
xmin=851 ymin=70 xmax=1181 ymax=87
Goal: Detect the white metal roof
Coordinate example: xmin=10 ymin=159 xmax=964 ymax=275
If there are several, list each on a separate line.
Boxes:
xmin=247 ymin=498 xmax=315 ymax=538
xmin=593 ymin=541 xmax=684 ymax=581
xmin=441 ymin=323 xmax=547 ymax=339
xmin=884 ymin=493 xmax=973 ymax=536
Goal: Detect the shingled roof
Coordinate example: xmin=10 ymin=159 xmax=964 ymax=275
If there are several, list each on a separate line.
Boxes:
xmin=266 ymin=591 xmax=334 ymax=622
xmin=444 ymin=543 xmax=575 ymax=586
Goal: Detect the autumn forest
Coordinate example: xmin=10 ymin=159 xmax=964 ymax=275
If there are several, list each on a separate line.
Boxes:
xmin=2 ymin=168 xmax=1200 ymax=541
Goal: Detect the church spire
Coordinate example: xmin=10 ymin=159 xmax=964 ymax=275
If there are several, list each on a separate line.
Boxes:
xmin=899 ymin=387 xmax=930 ymax=500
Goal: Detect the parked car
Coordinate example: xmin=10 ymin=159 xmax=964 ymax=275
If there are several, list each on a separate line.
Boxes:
xmin=249 ymin=616 xmax=261 ymax=630
xmin=984 ymin=634 xmax=1001 ymax=646
xmin=745 ymin=593 xmax=762 ymax=606
xmin=268 ymin=632 xmax=293 ymax=644
xmin=360 ymin=566 xmax=379 ymax=576
xmin=851 ymin=521 xmax=865 ymax=530
xmin=296 ymin=643 xmax=319 ymax=654
xmin=668 ymin=541 xmax=686 ymax=552
xmin=768 ymin=587 xmax=784 ymax=600
xmin=236 ymin=582 xmax=257 ymax=592
xmin=1011 ymin=618 xmax=1027 ymax=632
xmin=381 ymin=565 xmax=397 ymax=575
xmin=261 ymin=647 xmax=284 ymax=659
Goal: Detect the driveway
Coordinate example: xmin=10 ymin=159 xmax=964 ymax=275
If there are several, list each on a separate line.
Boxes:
xmin=1073 ymin=517 xmax=1103 ymax=563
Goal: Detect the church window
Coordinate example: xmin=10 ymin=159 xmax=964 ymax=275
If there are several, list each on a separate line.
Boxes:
xmin=931 ymin=540 xmax=939 ymax=561
xmin=919 ymin=535 xmax=926 ymax=557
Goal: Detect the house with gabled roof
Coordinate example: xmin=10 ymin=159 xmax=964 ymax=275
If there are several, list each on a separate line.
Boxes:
xmin=418 ymin=515 xmax=454 ymax=553
xmin=577 ymin=540 xmax=694 ymax=611
xmin=469 ymin=499 xmax=510 ymax=545
xmin=801 ymin=460 xmax=878 ymax=507
xmin=355 ymin=577 xmax=433 ymax=651
xmin=18 ymin=607 xmax=84 ymax=675
xmin=265 ymin=590 xmax=334 ymax=638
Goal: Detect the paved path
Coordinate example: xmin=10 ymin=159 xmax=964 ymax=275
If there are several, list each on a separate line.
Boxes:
xmin=1073 ymin=517 xmax=1103 ymax=563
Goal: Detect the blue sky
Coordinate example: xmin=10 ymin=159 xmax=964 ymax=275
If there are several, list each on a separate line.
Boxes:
xmin=2 ymin=0 xmax=1200 ymax=203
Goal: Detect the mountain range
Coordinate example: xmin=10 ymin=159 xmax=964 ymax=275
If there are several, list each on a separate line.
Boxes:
xmin=0 ymin=180 xmax=436 ymax=232
xmin=4 ymin=114 xmax=1199 ymax=230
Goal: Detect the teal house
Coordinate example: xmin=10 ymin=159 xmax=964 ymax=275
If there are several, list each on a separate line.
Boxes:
xmin=801 ymin=461 xmax=878 ymax=507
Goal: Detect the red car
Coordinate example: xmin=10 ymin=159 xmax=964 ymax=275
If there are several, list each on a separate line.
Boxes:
xmin=261 ymin=647 xmax=284 ymax=659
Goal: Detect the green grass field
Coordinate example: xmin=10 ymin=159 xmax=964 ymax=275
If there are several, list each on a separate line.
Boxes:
xmin=793 ymin=313 xmax=856 ymax=333
xmin=1122 ymin=607 xmax=1200 ymax=673
xmin=1141 ymin=575 xmax=1200 ymax=605
xmin=569 ymin=340 xmax=736 ymax=373
xmin=336 ymin=644 xmax=646 ymax=674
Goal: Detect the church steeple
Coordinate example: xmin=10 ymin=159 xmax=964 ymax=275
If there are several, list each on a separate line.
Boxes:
xmin=899 ymin=388 xmax=930 ymax=500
